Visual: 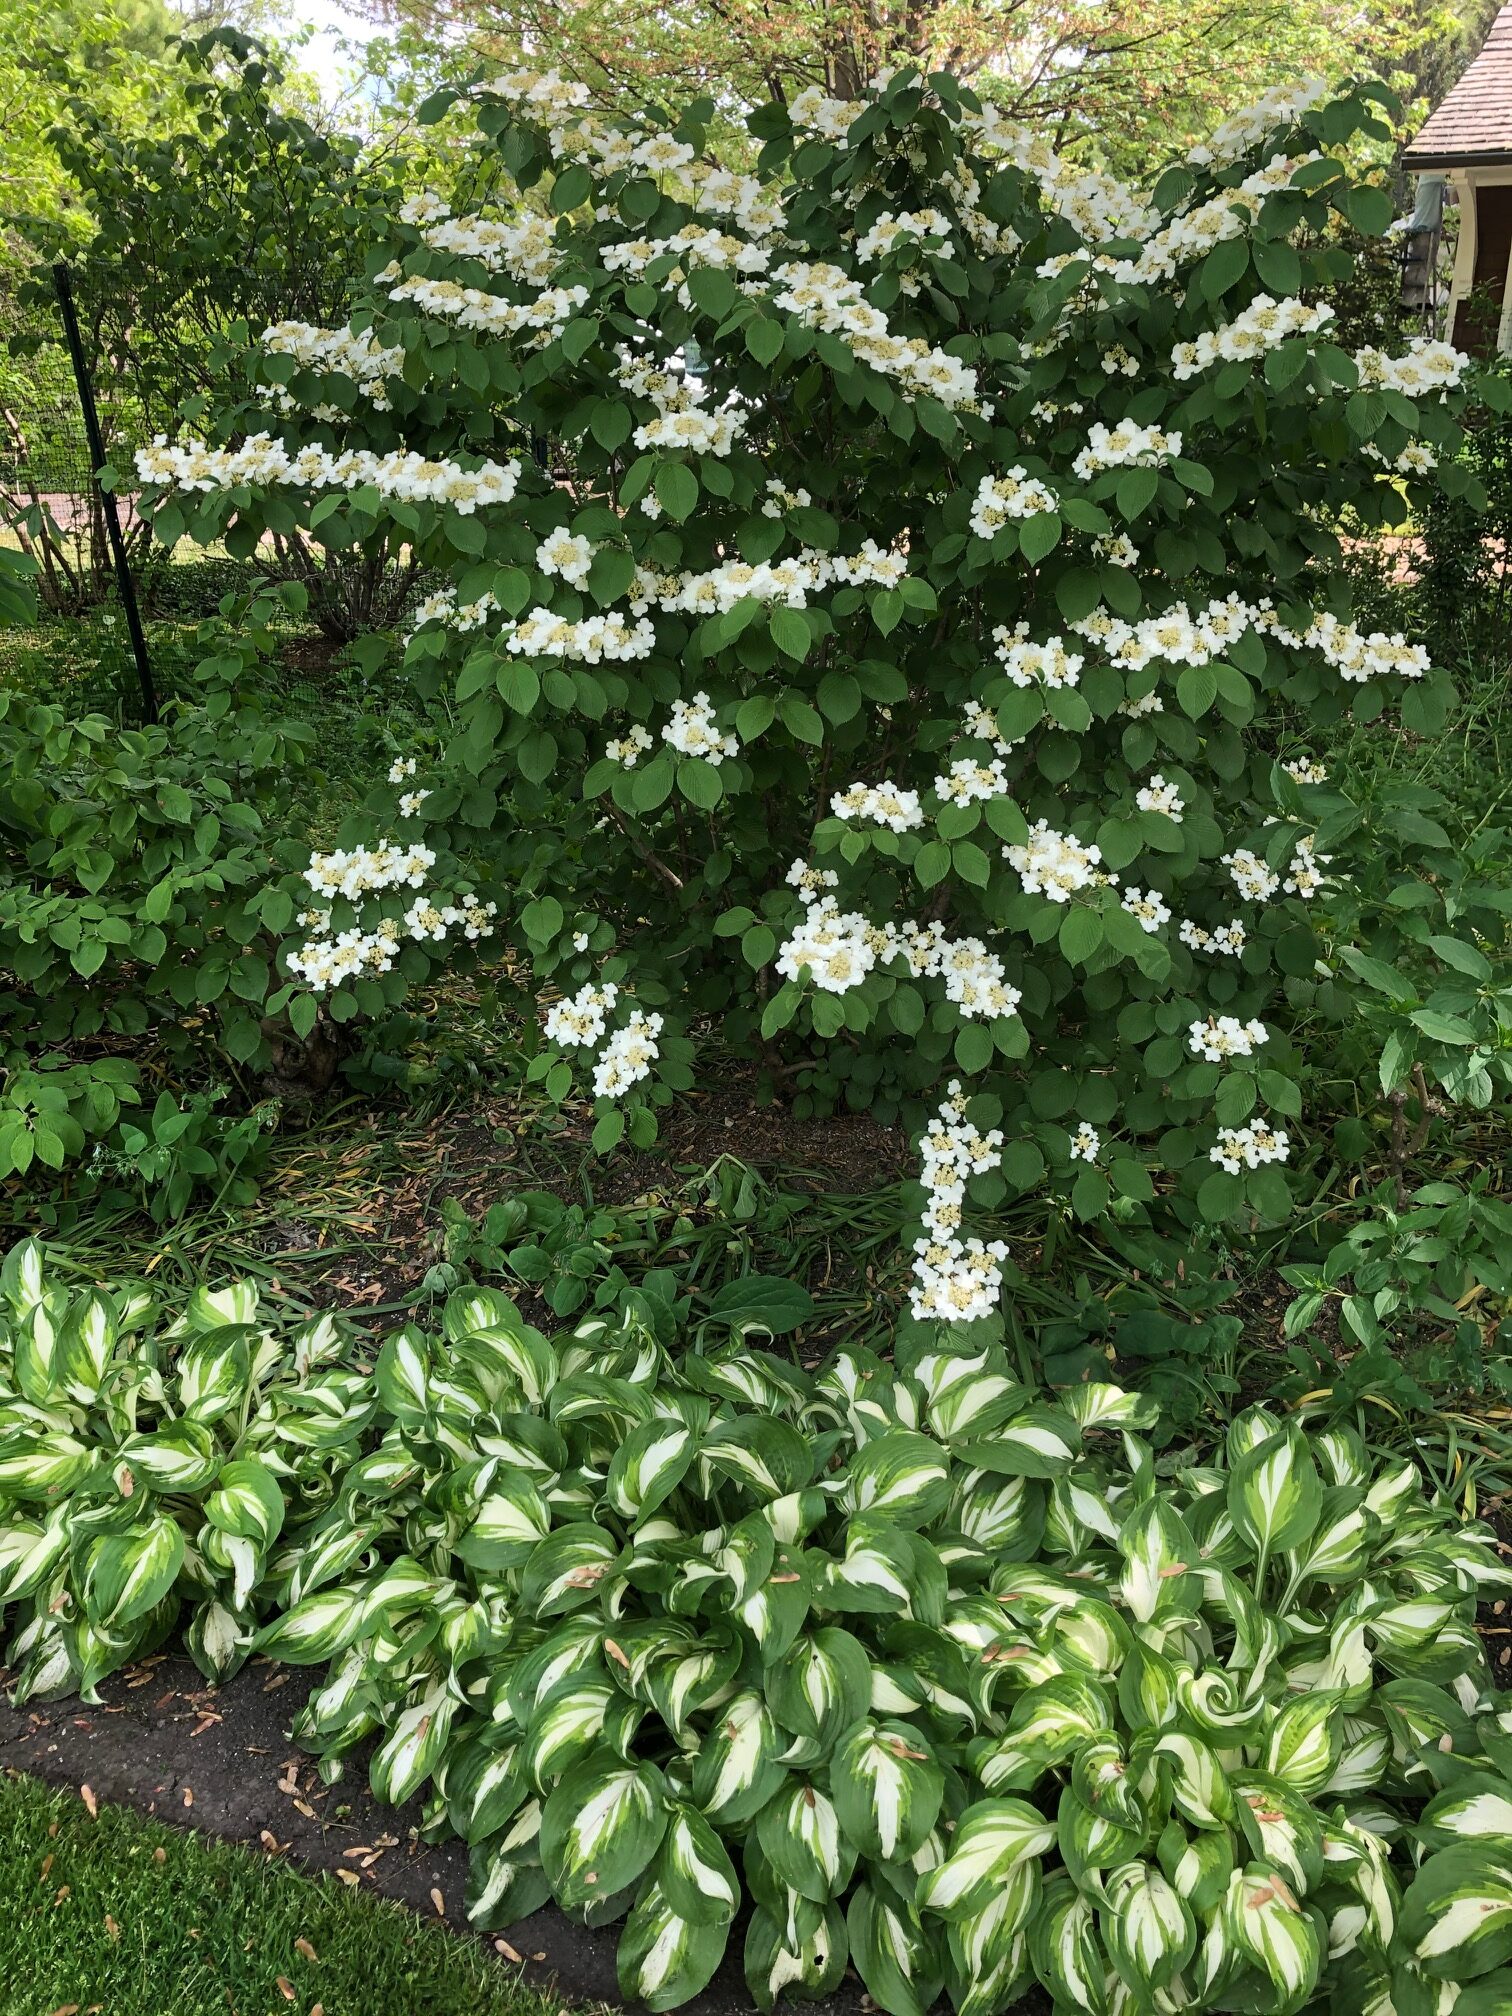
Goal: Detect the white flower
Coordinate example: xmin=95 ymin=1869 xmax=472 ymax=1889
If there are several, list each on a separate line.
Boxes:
xmin=1187 ymin=1015 xmax=1268 ymax=1063
xmin=1136 ymin=774 xmax=1185 ymax=822
xmin=536 ymin=528 xmax=595 ymax=585
xmin=1069 ymin=1122 xmax=1101 ymax=1163
xmin=1005 ymin=821 xmax=1102 ymax=902
xmin=662 ymin=691 xmax=739 ymax=766
xmin=1121 ymin=887 xmax=1171 ymax=934
xmin=593 ymin=1009 xmax=664 ymax=1098
xmin=1224 ymin=849 xmax=1281 ymax=903
xmin=1209 ymin=1123 xmax=1290 ymax=1173
xmin=545 ymin=980 xmax=620 ymax=1047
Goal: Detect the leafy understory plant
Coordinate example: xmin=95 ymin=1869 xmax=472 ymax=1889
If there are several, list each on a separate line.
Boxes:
xmin=2 ymin=1242 xmax=1504 ymax=2014
xmin=133 ymin=63 xmax=1501 ymax=1315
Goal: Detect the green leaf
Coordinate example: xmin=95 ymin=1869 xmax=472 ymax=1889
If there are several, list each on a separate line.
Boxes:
xmin=541 ymin=1752 xmax=668 ymax=1912
xmin=831 ymin=1719 xmax=944 ymax=1862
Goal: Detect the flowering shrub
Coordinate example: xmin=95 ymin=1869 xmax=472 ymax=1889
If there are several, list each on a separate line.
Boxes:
xmin=136 ymin=65 xmax=1494 ymax=1312
xmin=1 ymin=1240 xmax=1507 ymax=2013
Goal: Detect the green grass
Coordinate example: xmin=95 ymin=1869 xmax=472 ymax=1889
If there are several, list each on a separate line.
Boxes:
xmin=0 ymin=1771 xmax=574 ymax=2016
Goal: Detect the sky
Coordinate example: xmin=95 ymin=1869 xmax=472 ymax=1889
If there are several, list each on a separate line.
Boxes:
xmin=280 ymin=0 xmax=382 ymax=103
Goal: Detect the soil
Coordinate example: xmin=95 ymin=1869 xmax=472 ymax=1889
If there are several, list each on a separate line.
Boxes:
xmin=0 ymin=1651 xmax=863 ymax=2016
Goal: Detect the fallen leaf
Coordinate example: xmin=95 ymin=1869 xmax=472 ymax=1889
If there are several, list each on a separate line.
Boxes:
xmin=494 ymin=1939 xmax=523 ymax=1963
xmin=40 ymin=1853 xmax=53 ymax=1881
xmin=52 ymin=1885 xmax=71 ymax=1905
xmin=152 ymin=1847 xmax=166 ymax=1865
xmin=45 ymin=2004 xmax=80 ymax=2016
xmin=311 ymin=2006 xmax=324 ymax=2016
xmin=430 ymin=1887 xmax=445 ymax=1917
xmin=79 ymin=1785 xmax=98 ymax=1820
xmin=104 ymin=1915 xmax=119 ymax=1942
xmin=181 ymin=1788 xmax=193 ymax=1809
xmin=276 ymin=1978 xmax=295 ymax=2002
xmin=259 ymin=1830 xmax=280 ymax=1853
xmin=335 ymin=1868 xmax=359 ymax=1890
xmin=295 ymin=1937 xmax=319 ymax=1964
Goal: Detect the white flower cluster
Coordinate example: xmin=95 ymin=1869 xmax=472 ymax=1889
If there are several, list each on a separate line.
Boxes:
xmin=1268 ymin=609 xmax=1429 ymax=683
xmin=762 ymin=478 xmax=812 ymax=518
xmin=1170 ymin=295 xmax=1334 ymax=378
xmin=260 ymin=321 xmax=404 ymax=408
xmin=1136 ymin=774 xmax=1185 ymax=822
xmin=406 ymin=587 xmax=500 ymax=641
xmin=536 ymin=529 xmax=595 ymax=585
xmin=288 ymin=837 xmax=496 ymax=991
xmin=855 ymin=209 xmax=957 ymax=289
xmin=1224 ymin=849 xmax=1281 ymax=902
xmin=505 ymin=608 xmax=656 ymax=662
xmin=1354 ymin=338 xmax=1468 ymax=398
xmin=1284 ymin=757 xmax=1328 ymax=784
xmin=1120 ymin=154 xmax=1318 ymax=283
xmin=969 ymin=469 xmax=1058 ymax=537
xmin=771 ymin=260 xmax=982 ymax=411
xmin=602 ymin=223 xmax=772 ymax=286
xmin=786 ymin=858 xmax=838 ymax=898
xmin=605 ymin=724 xmax=653 ymax=766
xmin=376 ymin=269 xmax=590 ymax=348
xmin=1094 ymin=532 xmax=1140 ymax=569
xmin=1121 ymin=887 xmax=1172 ymax=934
xmin=1180 ymin=919 xmax=1247 ymax=957
xmin=545 ymin=980 xmax=620 ymax=1046
xmin=632 ymin=406 xmax=746 ymax=456
xmin=662 ymin=692 xmax=739 ymax=765
xmin=992 ymin=627 xmax=1084 ymax=690
xmin=1283 ymin=833 xmax=1332 ymax=898
xmin=632 ymin=541 xmax=908 ymax=618
xmin=911 ymin=1082 xmax=1009 ymax=1325
xmin=961 ymin=700 xmax=1028 ymax=756
xmin=935 ymin=758 xmax=1008 ymax=806
xmin=400 ymin=196 xmax=563 ymax=287
xmin=1209 ymin=1123 xmax=1291 ymax=1173
xmin=1005 ymin=822 xmax=1103 ymax=902
xmin=1188 ymin=80 xmax=1330 ymax=169
xmin=1071 ymin=593 xmax=1252 ymax=672
xmin=593 ymin=1011 xmax=664 ymax=1099
xmin=1069 ymin=1122 xmax=1101 ymax=1163
xmin=1364 ymin=441 xmax=1438 ymax=476
xmin=1188 ymin=1015 xmax=1269 ymax=1063
xmin=136 ymin=436 xmax=521 ymax=512
xmin=776 ymin=881 xmax=1022 ymax=1022
xmin=776 ymin=896 xmax=882 ymax=994
xmin=1072 ymin=418 xmax=1182 ymax=479
xmin=1100 ymin=345 xmax=1139 ymax=378
xmin=831 ymin=780 xmax=925 ymax=832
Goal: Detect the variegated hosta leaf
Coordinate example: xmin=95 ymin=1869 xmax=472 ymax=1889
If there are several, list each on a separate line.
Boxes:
xmin=1177 ymin=1666 xmax=1269 ymax=1744
xmin=1320 ymin=1714 xmax=1391 ymax=1796
xmin=736 ymin=1544 xmax=812 ymax=1659
xmin=1227 ymin=1427 xmax=1322 ymax=1565
xmin=921 ymin=1352 xmax=1024 ymax=1444
xmin=1102 ymin=1859 xmax=1195 ymax=1995
xmin=956 ymin=1403 xmax=1082 ymax=1480
xmin=185 ymin=1596 xmax=249 ymax=1681
xmin=465 ymin=1833 xmax=552 ymax=1933
xmin=1231 ymin=1771 xmax=1324 ymax=1895
xmin=177 ymin=1326 xmax=254 ymax=1423
xmin=519 ymin=1523 xmax=622 ymax=1617
xmin=370 ymin=1684 xmax=457 ymax=1806
xmin=764 ymin=1627 xmax=872 ymax=1756
xmin=756 ymin=1779 xmax=857 ymax=1903
xmin=1282 ymin=1488 xmax=1377 ymax=1592
xmin=1155 ymin=1730 xmax=1233 ymax=1829
xmin=1058 ymin=1781 xmax=1147 ymax=1883
xmin=1030 ymin=1873 xmax=1108 ymax=2016
xmin=646 ymin=1633 xmax=743 ymax=1741
xmin=700 ymin=1416 xmax=814 ymax=1500
xmin=540 ymin=1750 xmax=668 ymax=1913
xmin=977 ymin=1674 xmax=1115 ymax=1791
xmin=1449 ymin=1971 xmax=1512 ymax=2016
xmin=917 ymin=1797 xmax=1055 ymax=1920
xmin=204 ymin=1458 xmax=285 ymax=1550
xmin=440 ymin=1728 xmax=526 ymax=1845
xmin=1222 ymin=1868 xmax=1322 ymax=2004
xmin=616 ymin=1878 xmax=729 ymax=2012
xmin=1119 ymin=1641 xmax=1181 ymax=1734
xmin=823 ymin=1520 xmax=945 ymax=1621
xmin=252 ymin=1585 xmax=364 ymax=1665
xmin=691 ymin=1690 xmax=787 ymax=1826
xmin=82 ymin=1513 xmax=185 ymax=1629
xmin=0 ymin=1236 xmax=45 ymax=1317
xmin=0 ymin=1426 xmax=93 ymax=1497
xmin=1157 ymin=1818 xmax=1234 ymax=1915
xmin=1063 ymin=1383 xmax=1161 ymax=1431
xmin=1402 ymin=1847 xmax=1512 ymax=1981
xmin=1420 ymin=1775 xmax=1512 ymax=1854
xmin=847 ymin=1880 xmax=944 ymax=2016
xmin=606 ymin=1417 xmax=696 ymax=1521
xmin=1260 ymin=1690 xmax=1342 ymax=1795
xmin=184 ymin=1280 xmax=259 ymax=1333
xmin=846 ymin=1430 xmax=951 ymax=1529
xmin=116 ymin=1422 xmax=221 ymax=1494
xmin=743 ymin=1898 xmax=847 ymax=2011
xmin=952 ymin=1471 xmax=1046 ymax=1555
xmin=1117 ymin=1498 xmax=1199 ymax=1624
xmin=943 ymin=1860 xmax=1037 ymax=2016
xmin=454 ymin=1475 xmax=553 ymax=1570
xmin=1073 ymin=1736 xmax=1145 ymax=1832
xmin=657 ymin=1800 xmax=738 ymax=1925
xmin=520 ymin=1676 xmax=631 ymax=1789
xmin=58 ymin=1292 xmax=114 ymax=1404
xmin=0 ymin=1513 xmax=67 ymax=1604
xmin=830 ymin=1719 xmax=945 ymax=1863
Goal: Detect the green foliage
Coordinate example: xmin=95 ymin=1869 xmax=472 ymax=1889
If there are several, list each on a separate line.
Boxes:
xmin=0 ymin=1240 xmax=1506 ymax=2012
xmin=140 ymin=66 xmax=1484 ymax=1257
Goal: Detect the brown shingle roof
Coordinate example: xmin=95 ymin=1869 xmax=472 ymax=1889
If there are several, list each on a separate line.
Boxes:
xmin=1405 ymin=4 xmax=1512 ymax=168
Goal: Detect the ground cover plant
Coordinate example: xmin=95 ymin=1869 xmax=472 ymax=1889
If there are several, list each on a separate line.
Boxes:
xmin=1 ymin=1241 xmax=1510 ymax=2016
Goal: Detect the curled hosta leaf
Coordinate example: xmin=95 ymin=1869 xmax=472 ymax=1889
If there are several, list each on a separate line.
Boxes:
xmin=917 ymin=1797 xmax=1056 ymax=1920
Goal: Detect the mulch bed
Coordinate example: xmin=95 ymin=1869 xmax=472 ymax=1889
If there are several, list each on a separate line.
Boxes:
xmin=0 ymin=1651 xmax=861 ymax=2016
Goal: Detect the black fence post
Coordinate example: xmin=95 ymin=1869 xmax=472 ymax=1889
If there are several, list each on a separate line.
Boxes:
xmin=51 ymin=262 xmax=158 ymax=723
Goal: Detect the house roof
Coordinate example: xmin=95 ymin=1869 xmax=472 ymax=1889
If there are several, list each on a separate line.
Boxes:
xmin=1405 ymin=4 xmax=1512 ymax=169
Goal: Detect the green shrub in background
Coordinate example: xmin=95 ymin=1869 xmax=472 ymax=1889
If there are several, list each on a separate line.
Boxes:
xmin=0 ymin=584 xmax=316 ymax=1207
xmin=0 ymin=1240 xmax=1507 ymax=2015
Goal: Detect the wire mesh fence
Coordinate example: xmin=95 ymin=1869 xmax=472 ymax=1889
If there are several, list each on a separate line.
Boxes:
xmin=0 ymin=267 xmax=418 ymax=739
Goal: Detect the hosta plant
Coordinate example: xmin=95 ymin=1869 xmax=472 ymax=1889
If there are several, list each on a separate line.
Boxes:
xmin=0 ymin=1241 xmax=372 ymax=1698
xmin=132 ymin=63 xmax=1503 ymax=1313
